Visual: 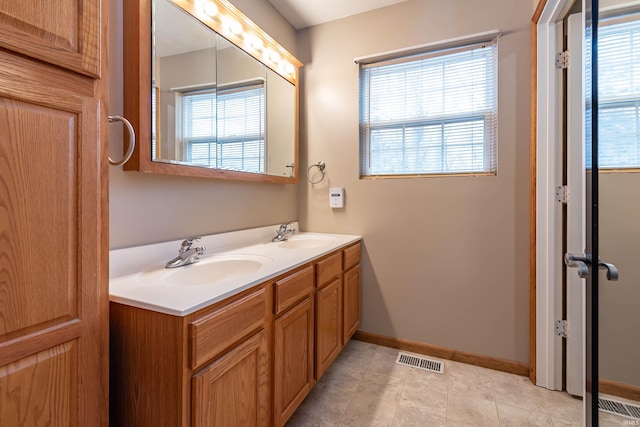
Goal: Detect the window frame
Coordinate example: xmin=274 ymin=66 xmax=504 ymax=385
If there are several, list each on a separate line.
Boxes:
xmin=358 ymin=36 xmax=499 ymax=178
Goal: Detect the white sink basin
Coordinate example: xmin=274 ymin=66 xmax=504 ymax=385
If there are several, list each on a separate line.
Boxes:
xmin=160 ymin=254 xmax=271 ymax=286
xmin=277 ymin=235 xmax=336 ymax=249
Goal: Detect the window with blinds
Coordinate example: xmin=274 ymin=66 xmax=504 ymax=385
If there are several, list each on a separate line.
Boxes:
xmin=178 ymin=83 xmax=265 ymax=172
xmin=597 ymin=13 xmax=640 ymax=169
xmin=359 ymin=38 xmax=498 ymax=177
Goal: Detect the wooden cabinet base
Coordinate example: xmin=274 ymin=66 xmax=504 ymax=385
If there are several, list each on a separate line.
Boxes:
xmin=192 ymin=330 xmax=270 ymax=427
xmin=274 ymin=297 xmax=314 ymax=426
xmin=110 ymin=242 xmax=361 ymax=427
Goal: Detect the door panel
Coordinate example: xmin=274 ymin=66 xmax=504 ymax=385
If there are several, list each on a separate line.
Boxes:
xmin=274 ymin=297 xmax=314 ymax=426
xmin=0 ymin=67 xmax=105 ymax=425
xmin=0 ymin=97 xmax=79 ymax=342
xmin=192 ymin=330 xmax=269 ymax=427
xmin=315 ymin=277 xmax=342 ymax=380
xmin=343 ymin=265 xmax=361 ymax=344
xmin=0 ymin=341 xmax=78 ymax=426
xmin=0 ymin=0 xmax=100 ymax=76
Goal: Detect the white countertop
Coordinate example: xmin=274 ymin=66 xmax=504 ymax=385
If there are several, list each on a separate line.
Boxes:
xmin=109 ymin=224 xmax=361 ymax=316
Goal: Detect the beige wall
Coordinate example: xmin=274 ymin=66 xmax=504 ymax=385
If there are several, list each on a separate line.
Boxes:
xmin=108 ymin=0 xmax=298 ymax=249
xmin=297 ymin=0 xmax=532 ymax=363
xmin=599 ymin=173 xmax=640 ymax=386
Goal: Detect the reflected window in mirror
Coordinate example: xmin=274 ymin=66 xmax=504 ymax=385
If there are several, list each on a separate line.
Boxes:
xmin=177 ymin=81 xmax=265 ymax=171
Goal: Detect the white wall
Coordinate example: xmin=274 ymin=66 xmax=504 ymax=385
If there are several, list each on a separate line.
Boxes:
xmin=108 ymin=0 xmax=299 ymax=249
xmin=298 ymin=0 xmax=532 ymax=363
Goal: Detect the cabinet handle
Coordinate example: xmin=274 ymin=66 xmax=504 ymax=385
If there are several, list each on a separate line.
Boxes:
xmin=108 ymin=115 xmax=136 ymax=166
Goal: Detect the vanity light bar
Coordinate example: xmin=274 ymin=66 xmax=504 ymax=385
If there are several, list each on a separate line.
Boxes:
xmin=172 ymin=0 xmax=302 ymax=84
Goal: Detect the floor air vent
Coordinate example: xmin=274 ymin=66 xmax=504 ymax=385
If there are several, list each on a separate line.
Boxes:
xmin=599 ymin=397 xmax=640 ymax=420
xmin=395 ymin=352 xmax=444 ymax=374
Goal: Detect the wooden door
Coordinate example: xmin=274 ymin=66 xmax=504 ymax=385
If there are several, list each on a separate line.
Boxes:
xmin=192 ymin=330 xmax=270 ymax=427
xmin=0 ymin=0 xmax=108 ymax=425
xmin=273 ymin=297 xmax=314 ymax=427
xmin=315 ymin=277 xmax=342 ymax=380
xmin=343 ymin=265 xmax=361 ymax=344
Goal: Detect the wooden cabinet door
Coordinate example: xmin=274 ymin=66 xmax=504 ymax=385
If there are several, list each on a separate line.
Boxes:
xmin=192 ymin=330 xmax=270 ymax=427
xmin=0 ymin=0 xmax=100 ymax=76
xmin=274 ymin=297 xmax=314 ymax=427
xmin=315 ymin=277 xmax=342 ymax=380
xmin=343 ymin=265 xmax=361 ymax=344
xmin=0 ymin=69 xmax=106 ymax=425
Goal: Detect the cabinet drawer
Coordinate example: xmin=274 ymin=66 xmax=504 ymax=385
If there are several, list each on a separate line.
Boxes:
xmin=343 ymin=242 xmax=361 ymax=271
xmin=316 ymin=251 xmax=342 ymax=288
xmin=190 ymin=287 xmax=267 ymax=369
xmin=275 ymin=265 xmax=314 ymax=316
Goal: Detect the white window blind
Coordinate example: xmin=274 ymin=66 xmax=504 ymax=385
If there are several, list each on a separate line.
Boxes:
xmin=596 ymin=14 xmax=640 ymax=169
xmin=359 ymin=39 xmax=498 ymax=177
xmin=179 ymin=84 xmax=265 ymax=172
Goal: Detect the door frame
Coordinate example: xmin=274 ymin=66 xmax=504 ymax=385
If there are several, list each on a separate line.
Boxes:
xmin=531 ymin=0 xmax=578 ymax=390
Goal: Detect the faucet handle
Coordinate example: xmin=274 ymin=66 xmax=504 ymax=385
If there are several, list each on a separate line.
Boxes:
xmin=180 ymin=237 xmax=201 ymax=251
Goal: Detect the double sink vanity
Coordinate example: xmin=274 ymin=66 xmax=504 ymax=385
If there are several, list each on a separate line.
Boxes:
xmin=109 ymin=224 xmax=362 ymax=426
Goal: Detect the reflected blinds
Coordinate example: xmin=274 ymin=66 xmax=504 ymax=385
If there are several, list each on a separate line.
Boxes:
xmin=597 ymin=14 xmax=640 ymax=169
xmin=359 ymin=39 xmax=498 ymax=177
xmin=180 ymin=85 xmax=265 ymax=172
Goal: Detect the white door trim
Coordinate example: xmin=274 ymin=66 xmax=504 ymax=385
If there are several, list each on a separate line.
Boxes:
xmin=535 ymin=0 xmax=577 ymax=390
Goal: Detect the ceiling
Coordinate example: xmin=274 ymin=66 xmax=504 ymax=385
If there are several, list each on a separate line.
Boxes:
xmin=266 ymin=0 xmax=410 ymax=30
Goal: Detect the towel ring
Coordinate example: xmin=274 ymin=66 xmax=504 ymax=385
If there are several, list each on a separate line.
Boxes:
xmin=306 ymin=161 xmax=326 ymax=184
xmin=108 ymin=115 xmax=136 ymax=166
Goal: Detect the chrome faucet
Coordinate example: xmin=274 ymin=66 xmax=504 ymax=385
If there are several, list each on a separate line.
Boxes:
xmin=272 ymin=223 xmax=296 ymax=242
xmin=165 ymin=238 xmax=206 ymax=268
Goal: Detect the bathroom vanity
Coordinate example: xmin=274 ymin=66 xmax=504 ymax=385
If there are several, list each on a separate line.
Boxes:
xmin=109 ymin=226 xmax=361 ymax=426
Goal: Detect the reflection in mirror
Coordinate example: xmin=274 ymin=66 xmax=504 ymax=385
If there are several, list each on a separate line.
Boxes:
xmin=149 ymin=0 xmax=298 ymax=178
xmin=153 ymin=0 xmax=217 ymax=164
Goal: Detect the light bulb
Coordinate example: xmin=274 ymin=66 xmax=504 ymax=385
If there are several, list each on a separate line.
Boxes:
xmin=229 ymin=19 xmax=242 ymax=35
xmin=203 ymin=2 xmax=217 ymax=17
xmin=249 ymin=36 xmax=263 ymax=51
xmin=285 ymin=62 xmax=295 ymax=75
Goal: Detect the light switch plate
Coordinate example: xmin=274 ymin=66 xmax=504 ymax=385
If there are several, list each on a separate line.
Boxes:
xmin=329 ymin=187 xmax=344 ymax=208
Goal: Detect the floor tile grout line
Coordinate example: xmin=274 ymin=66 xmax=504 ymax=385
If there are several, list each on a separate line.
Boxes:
xmin=489 ymin=370 xmax=502 ymax=427
xmin=444 ymin=366 xmax=450 ymax=423
xmin=335 ymin=348 xmax=371 ymax=424
xmin=389 ymin=366 xmax=409 ymax=427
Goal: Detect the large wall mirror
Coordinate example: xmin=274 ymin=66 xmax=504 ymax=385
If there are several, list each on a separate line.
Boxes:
xmin=123 ymin=0 xmax=302 ymax=183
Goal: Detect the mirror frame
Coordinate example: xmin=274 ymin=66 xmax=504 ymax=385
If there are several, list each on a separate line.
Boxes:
xmin=123 ymin=0 xmax=302 ymax=183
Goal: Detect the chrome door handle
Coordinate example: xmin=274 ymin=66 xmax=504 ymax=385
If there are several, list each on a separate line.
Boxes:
xmin=564 ymin=253 xmax=590 ymax=278
xmin=599 ymin=261 xmax=619 ymax=281
xmin=564 ymin=253 xmax=619 ymax=281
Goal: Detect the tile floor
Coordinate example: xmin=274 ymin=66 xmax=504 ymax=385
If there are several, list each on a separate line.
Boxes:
xmin=286 ymin=340 xmax=637 ymax=427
